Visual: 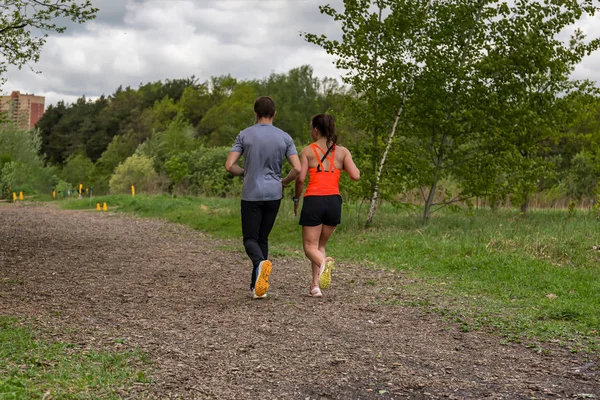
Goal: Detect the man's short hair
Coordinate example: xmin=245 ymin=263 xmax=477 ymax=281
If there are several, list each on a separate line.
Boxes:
xmin=254 ymin=96 xmax=276 ymax=119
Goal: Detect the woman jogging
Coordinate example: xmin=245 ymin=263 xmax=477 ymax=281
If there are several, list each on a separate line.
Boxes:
xmin=293 ymin=114 xmax=360 ymax=297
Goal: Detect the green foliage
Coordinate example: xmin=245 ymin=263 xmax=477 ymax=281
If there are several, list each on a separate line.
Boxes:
xmin=187 ymin=147 xmax=242 ymax=197
xmin=263 ymin=65 xmax=326 ymax=143
xmin=96 ymin=134 xmax=138 ymax=177
xmin=0 ymin=317 xmax=150 ymax=398
xmin=199 ymin=82 xmax=258 ymax=146
xmin=0 ymin=124 xmax=42 ymax=166
xmin=565 ymin=151 xmax=599 ymax=202
xmin=0 ymin=125 xmax=56 ymax=196
xmin=31 ymin=67 xmax=351 ymax=202
xmin=304 ymin=0 xmax=600 ymax=222
xmin=178 ymin=85 xmax=212 ymax=126
xmin=109 ymin=154 xmax=158 ymax=194
xmin=151 ymin=96 xmax=181 ymax=133
xmin=59 ymin=153 xmax=94 ymax=189
xmin=139 ymin=113 xmax=198 ymax=171
xmin=54 ymin=179 xmax=73 ymax=193
xmin=164 ymin=154 xmax=189 ymax=194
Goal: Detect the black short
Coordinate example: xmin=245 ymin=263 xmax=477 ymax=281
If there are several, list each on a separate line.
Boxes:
xmin=299 ymin=195 xmax=342 ymax=227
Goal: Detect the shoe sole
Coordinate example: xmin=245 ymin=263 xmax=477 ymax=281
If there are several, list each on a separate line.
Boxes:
xmin=254 ymin=260 xmax=272 ymax=297
xmin=319 ymin=259 xmax=334 ymax=289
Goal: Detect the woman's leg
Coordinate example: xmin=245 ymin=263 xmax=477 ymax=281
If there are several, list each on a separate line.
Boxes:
xmin=317 ymin=225 xmax=337 ymax=289
xmin=302 ymin=225 xmax=325 ymax=288
xmin=318 ymin=225 xmax=336 ymax=260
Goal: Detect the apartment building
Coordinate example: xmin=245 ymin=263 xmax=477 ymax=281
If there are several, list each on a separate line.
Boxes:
xmin=0 ymin=91 xmax=45 ymax=130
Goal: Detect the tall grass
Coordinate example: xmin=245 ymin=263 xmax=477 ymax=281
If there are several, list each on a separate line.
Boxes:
xmin=60 ymin=194 xmax=599 ymax=352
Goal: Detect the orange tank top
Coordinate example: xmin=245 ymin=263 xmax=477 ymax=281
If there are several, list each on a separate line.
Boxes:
xmin=305 ymin=143 xmax=341 ymax=197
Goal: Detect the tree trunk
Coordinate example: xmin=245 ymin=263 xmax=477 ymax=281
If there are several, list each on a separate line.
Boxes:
xmin=365 ymin=102 xmax=405 ymax=228
xmin=423 ymin=181 xmax=438 ymax=223
xmin=422 ymin=132 xmax=447 ymax=223
xmin=520 ymin=198 xmax=529 ymax=214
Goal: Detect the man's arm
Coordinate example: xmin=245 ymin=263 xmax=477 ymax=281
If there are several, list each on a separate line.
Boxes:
xmin=282 ymin=154 xmax=301 ymax=186
xmin=225 ymin=151 xmax=244 ymax=176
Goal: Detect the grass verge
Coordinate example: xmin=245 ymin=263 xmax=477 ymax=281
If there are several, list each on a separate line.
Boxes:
xmin=0 ymin=317 xmax=151 ymax=399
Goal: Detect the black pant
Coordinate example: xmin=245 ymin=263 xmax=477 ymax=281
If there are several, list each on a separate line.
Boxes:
xmin=241 ymin=199 xmax=281 ymax=289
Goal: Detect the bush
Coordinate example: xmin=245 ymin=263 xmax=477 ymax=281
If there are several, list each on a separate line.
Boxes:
xmin=187 ymin=147 xmax=242 ymax=197
xmin=109 ymin=154 xmax=159 ymax=194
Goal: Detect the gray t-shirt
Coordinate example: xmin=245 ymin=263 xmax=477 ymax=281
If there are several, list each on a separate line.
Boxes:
xmin=231 ymin=123 xmax=297 ymax=201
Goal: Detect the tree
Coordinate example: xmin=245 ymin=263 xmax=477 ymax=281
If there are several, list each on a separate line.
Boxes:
xmin=138 ymin=112 xmax=198 ymax=171
xmin=565 ymin=151 xmax=599 ymax=203
xmin=261 ymin=66 xmax=324 ymax=141
xmin=164 ymin=154 xmax=190 ymax=195
xmin=0 ymin=0 xmax=98 ymax=85
xmin=476 ymin=1 xmax=600 ymax=213
xmin=179 ymin=85 xmax=212 ymax=127
xmin=59 ymin=152 xmax=94 ymax=189
xmin=151 ymin=96 xmax=181 ymax=133
xmin=198 ymin=82 xmax=258 ymax=146
xmin=305 ymin=0 xmax=599 ymax=224
xmin=0 ymin=124 xmax=56 ymax=195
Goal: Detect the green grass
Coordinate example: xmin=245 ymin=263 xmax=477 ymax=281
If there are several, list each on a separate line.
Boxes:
xmin=0 ymin=317 xmax=151 ymax=399
xmin=58 ymin=194 xmax=600 ymax=352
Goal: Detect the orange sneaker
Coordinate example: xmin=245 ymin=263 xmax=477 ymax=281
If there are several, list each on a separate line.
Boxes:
xmin=254 ymin=260 xmax=272 ymax=297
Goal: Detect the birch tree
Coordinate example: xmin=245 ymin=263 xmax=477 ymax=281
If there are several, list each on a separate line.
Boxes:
xmin=305 ymin=0 xmax=599 ymax=223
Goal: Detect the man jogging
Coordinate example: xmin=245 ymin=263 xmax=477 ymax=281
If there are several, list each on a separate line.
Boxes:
xmin=225 ymin=96 xmax=301 ymax=299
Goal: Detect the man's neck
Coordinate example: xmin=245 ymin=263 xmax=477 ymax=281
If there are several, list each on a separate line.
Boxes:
xmin=256 ymin=117 xmax=274 ymax=125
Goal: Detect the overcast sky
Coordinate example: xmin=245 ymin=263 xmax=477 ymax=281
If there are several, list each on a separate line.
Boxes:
xmin=3 ymin=0 xmax=600 ymax=107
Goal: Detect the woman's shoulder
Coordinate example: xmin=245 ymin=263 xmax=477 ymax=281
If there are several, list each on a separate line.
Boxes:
xmin=335 ymin=144 xmax=350 ymax=154
xmin=300 ymin=145 xmax=313 ymax=155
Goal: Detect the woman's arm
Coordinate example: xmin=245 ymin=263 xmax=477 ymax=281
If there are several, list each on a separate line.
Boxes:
xmin=342 ymin=148 xmax=360 ymax=181
xmin=295 ymin=149 xmax=310 ymax=196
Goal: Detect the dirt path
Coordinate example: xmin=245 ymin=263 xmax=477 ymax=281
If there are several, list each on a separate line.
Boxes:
xmin=0 ymin=203 xmax=598 ymax=399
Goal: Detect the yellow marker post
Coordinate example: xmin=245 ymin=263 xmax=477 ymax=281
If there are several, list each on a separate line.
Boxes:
xmin=131 ymin=185 xmax=135 ymax=197
xmin=102 ymin=202 xmax=107 ymax=211
xmin=52 ymin=191 xmax=56 ymax=199
xmin=18 ymin=192 xmax=23 ymax=201
xmin=12 ymin=192 xmax=16 ymax=202
xmin=96 ymin=203 xmax=101 ymax=211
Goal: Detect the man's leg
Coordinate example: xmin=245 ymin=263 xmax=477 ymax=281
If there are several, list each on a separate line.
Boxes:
xmin=241 ymin=200 xmax=265 ymax=289
xmin=257 ymin=199 xmax=281 ymax=260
